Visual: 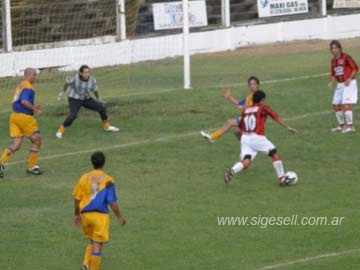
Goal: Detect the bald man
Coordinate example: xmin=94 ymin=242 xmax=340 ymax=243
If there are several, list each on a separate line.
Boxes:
xmin=0 ymin=68 xmax=43 ymax=177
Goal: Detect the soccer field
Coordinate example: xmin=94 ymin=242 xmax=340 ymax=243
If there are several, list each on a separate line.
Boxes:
xmin=0 ymin=39 xmax=360 ymax=270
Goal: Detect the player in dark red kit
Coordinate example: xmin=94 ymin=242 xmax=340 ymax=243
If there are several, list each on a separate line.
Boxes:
xmin=223 ymin=90 xmax=298 ymax=185
xmin=201 ymin=90 xmax=298 ymax=184
xmin=327 ymin=40 xmax=358 ymax=133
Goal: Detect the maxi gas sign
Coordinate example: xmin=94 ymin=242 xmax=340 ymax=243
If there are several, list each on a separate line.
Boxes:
xmin=257 ymin=0 xmax=308 ymax=17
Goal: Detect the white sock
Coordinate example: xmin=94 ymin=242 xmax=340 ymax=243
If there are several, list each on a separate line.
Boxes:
xmin=232 ymin=162 xmax=244 ymax=174
xmin=344 ymin=110 xmax=353 ymax=126
xmin=335 ymin=111 xmax=345 ymax=126
xmin=272 ymin=160 xmax=284 ymax=179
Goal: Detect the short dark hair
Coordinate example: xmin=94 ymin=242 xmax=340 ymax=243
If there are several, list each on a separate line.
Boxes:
xmin=330 ymin=40 xmax=342 ymax=52
xmin=252 ymin=90 xmax=266 ymax=104
xmin=79 ymin=65 xmax=90 ymax=73
xmin=91 ymin=151 xmax=105 ymax=169
xmin=248 ymin=76 xmax=260 ymax=85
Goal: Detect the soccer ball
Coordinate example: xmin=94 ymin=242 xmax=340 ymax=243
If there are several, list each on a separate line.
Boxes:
xmin=284 ymin=171 xmax=298 ymax=185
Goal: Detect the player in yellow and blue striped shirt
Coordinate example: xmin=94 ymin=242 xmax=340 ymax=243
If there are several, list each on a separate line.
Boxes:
xmin=0 ymin=68 xmax=43 ymax=177
xmin=73 ymin=151 xmax=126 ymax=270
xmin=223 ymin=75 xmax=259 ymax=109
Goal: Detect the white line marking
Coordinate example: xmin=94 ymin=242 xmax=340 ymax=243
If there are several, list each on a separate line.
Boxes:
xmin=258 ymin=248 xmax=360 ymax=270
xmin=0 ymin=72 xmax=329 ymax=114
xmin=6 ymin=108 xmax=336 ymax=167
xmin=7 ymin=131 xmax=199 ymax=166
xmin=283 ymin=110 xmax=332 ymax=121
xmin=218 ymin=73 xmax=328 ymax=88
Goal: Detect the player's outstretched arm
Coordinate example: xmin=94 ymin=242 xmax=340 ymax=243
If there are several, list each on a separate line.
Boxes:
xmin=93 ymin=91 xmax=105 ymax=104
xmin=94 ymin=91 xmax=100 ymax=100
xmin=57 ymin=83 xmax=68 ymax=101
xmin=110 ymin=202 xmax=126 ymax=225
xmin=222 ymin=89 xmax=240 ymax=106
xmin=277 ymin=118 xmax=298 ymax=134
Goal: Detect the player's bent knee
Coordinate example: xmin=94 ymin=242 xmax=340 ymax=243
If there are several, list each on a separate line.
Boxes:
xmin=242 ymin=156 xmax=251 ymax=169
xmin=96 ymin=104 xmax=106 ymax=112
xmin=31 ymin=134 xmax=41 ymax=143
xmin=243 ymin=154 xmax=252 ymax=160
xmin=35 ymin=139 xmax=41 ymax=148
xmin=12 ymin=145 xmax=21 ymax=151
xmin=268 ymin=149 xmax=277 ymax=157
xmin=11 ymin=139 xmax=23 ymax=151
xmin=92 ymin=242 xmax=103 ymax=253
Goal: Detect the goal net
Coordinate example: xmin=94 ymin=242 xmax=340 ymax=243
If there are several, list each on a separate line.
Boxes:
xmin=0 ymin=0 xmax=189 ymax=107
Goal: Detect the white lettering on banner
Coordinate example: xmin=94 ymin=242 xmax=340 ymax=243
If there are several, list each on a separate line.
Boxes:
xmin=257 ymin=0 xmax=308 ymax=17
xmin=153 ymin=1 xmax=208 ymax=30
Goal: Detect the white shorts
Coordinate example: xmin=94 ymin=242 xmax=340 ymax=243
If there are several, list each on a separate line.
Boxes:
xmin=240 ymin=133 xmax=275 ymax=160
xmin=332 ymin=79 xmax=358 ymax=105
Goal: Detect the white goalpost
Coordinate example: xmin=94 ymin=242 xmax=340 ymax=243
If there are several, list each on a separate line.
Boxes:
xmin=182 ymin=0 xmax=191 ymax=90
xmin=2 ymin=0 xmax=13 ymax=52
xmin=116 ymin=0 xmax=127 ymax=41
xmin=148 ymin=0 xmax=207 ymax=90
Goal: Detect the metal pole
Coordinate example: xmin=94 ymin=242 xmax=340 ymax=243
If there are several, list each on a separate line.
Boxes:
xmin=221 ymin=0 xmax=230 ymax=27
xmin=320 ymin=0 xmax=327 ymax=16
xmin=116 ymin=0 xmax=127 ymax=40
xmin=183 ymin=0 xmax=191 ymax=89
xmin=2 ymin=0 xmax=13 ymax=52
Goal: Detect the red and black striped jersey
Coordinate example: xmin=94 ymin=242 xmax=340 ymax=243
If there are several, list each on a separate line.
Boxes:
xmin=239 ymin=103 xmax=279 ymax=135
xmin=330 ymin=53 xmax=358 ymax=83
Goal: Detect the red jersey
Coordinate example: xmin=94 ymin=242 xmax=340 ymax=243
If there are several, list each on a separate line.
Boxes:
xmin=330 ymin=53 xmax=358 ymax=83
xmin=239 ymin=103 xmax=279 ymax=135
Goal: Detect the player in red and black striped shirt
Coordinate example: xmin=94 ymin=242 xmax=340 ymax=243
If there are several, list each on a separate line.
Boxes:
xmin=201 ymin=90 xmax=298 ymax=185
xmin=327 ymin=40 xmax=358 ymax=133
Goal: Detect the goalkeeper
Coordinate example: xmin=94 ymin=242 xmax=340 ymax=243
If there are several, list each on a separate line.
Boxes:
xmin=56 ymin=65 xmax=119 ymax=139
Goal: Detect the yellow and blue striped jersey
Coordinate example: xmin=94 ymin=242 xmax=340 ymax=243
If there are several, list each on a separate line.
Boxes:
xmin=12 ymin=80 xmax=35 ymax=115
xmin=73 ymin=170 xmax=118 ymax=214
xmin=238 ymin=92 xmax=254 ymax=107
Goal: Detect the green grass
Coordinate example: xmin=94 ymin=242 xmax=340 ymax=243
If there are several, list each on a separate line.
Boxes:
xmin=1 ymin=39 xmax=360 ymax=270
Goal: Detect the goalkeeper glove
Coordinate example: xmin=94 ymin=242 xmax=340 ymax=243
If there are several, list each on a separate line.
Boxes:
xmin=96 ymin=97 xmax=106 ymax=104
xmin=57 ymin=91 xmax=65 ymax=101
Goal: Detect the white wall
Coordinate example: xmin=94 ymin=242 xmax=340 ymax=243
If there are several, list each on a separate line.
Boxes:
xmin=1 ymin=13 xmax=360 ymax=78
